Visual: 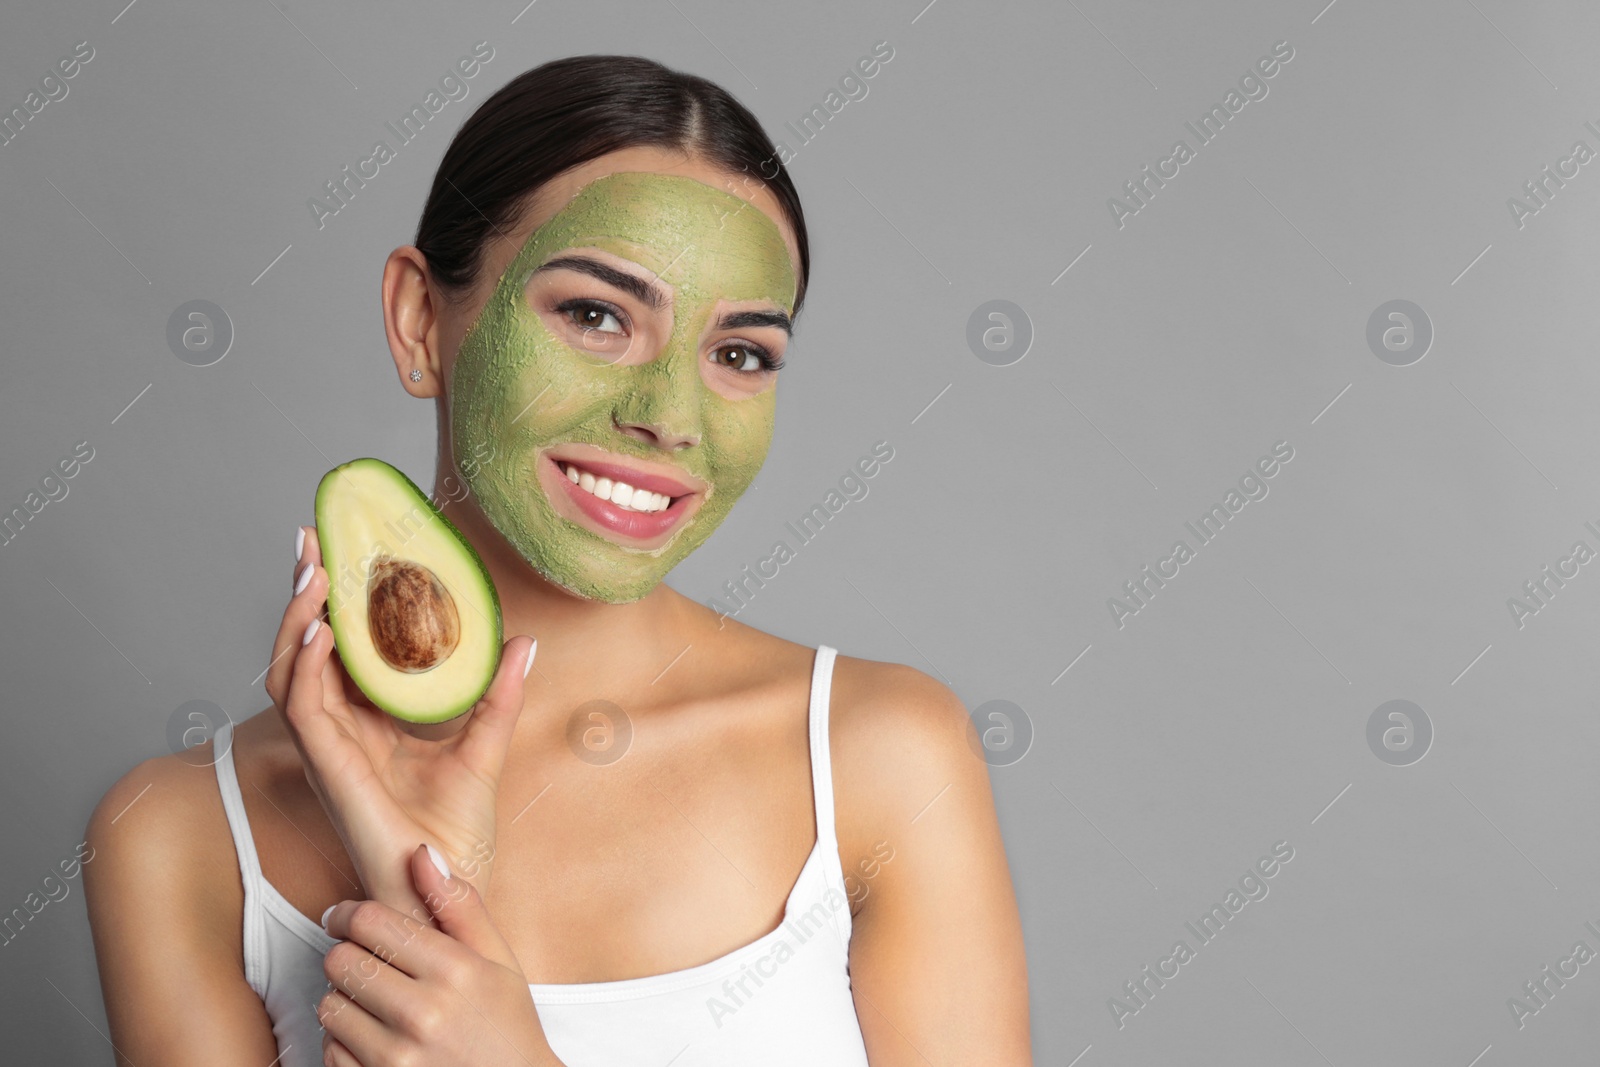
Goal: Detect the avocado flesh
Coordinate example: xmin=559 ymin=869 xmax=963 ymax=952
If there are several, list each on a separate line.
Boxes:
xmin=314 ymin=458 xmax=503 ymax=724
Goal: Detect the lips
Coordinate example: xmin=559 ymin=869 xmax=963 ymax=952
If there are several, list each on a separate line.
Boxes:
xmin=540 ymin=451 xmax=702 ymax=543
xmin=554 ymin=455 xmax=699 ymax=498
xmin=558 ymin=460 xmax=673 ymax=514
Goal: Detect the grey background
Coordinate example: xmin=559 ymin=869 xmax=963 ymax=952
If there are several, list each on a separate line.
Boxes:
xmin=3 ymin=0 xmax=1597 ymax=1062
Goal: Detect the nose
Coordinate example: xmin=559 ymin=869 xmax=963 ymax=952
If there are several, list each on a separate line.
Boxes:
xmin=614 ymin=413 xmax=700 ymax=451
xmin=612 ymin=362 xmax=702 ymax=451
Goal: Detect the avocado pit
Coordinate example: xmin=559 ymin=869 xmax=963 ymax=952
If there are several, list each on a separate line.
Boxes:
xmin=367 ymin=555 xmax=461 ymax=673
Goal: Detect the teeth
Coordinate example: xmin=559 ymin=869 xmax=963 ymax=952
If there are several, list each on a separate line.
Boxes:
xmin=561 ymin=462 xmax=674 ymax=513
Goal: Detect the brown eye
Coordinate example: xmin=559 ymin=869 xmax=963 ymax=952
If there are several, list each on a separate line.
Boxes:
xmin=566 ymin=304 xmax=625 ymax=334
xmin=711 ymin=342 xmax=783 ymax=374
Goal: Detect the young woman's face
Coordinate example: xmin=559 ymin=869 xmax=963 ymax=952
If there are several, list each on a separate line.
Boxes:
xmin=444 ymin=158 xmax=799 ymax=604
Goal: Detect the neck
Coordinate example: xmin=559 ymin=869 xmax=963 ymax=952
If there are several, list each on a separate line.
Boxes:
xmin=434 ymin=468 xmax=720 ymax=713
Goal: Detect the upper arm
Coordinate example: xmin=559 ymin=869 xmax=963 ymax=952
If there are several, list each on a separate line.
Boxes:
xmin=83 ymin=752 xmax=282 ymax=1066
xmin=834 ymin=662 xmax=1032 ymax=1066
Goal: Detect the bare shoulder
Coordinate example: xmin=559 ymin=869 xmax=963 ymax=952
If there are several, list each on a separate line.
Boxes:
xmin=83 ymin=735 xmax=243 ymax=958
xmin=825 ymin=655 xmax=1033 ymax=1063
xmin=829 ymin=654 xmax=971 ymax=743
xmin=826 ymin=654 xmax=990 ymax=865
xmin=84 ymin=722 xmax=281 ymax=1063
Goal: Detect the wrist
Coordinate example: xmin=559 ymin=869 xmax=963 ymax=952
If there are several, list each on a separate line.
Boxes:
xmin=358 ymin=843 xmax=494 ymax=920
xmin=359 ymin=858 xmax=440 ymax=928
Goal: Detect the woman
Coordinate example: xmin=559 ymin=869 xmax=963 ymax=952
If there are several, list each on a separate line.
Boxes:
xmin=84 ymin=54 xmax=1030 ymax=1066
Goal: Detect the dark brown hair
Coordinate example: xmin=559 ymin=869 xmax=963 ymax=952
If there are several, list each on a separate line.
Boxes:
xmin=414 ymin=54 xmax=810 ymax=315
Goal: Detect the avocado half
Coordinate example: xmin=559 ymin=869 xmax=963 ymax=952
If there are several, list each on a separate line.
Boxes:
xmin=313 ymin=458 xmax=503 ymax=724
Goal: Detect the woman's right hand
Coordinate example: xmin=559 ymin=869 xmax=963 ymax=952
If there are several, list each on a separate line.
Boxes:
xmin=264 ymin=525 xmax=535 ymax=915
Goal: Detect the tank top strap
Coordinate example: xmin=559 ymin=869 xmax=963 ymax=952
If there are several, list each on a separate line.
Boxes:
xmin=807 ymin=645 xmax=840 ymax=850
xmin=806 ymin=644 xmax=853 ymax=944
xmin=211 ymin=720 xmax=270 ymax=996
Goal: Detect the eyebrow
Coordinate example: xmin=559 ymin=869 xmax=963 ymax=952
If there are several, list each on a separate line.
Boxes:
xmin=531 ymin=253 xmax=793 ymax=336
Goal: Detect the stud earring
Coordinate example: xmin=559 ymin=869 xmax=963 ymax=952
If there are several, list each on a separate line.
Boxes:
xmin=409 ymin=369 xmax=423 ymax=382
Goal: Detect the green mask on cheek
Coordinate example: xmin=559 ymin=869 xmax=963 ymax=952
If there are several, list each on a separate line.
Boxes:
xmin=448 ymin=171 xmax=796 ymax=604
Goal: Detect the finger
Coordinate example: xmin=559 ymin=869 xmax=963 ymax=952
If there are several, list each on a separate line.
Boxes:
xmin=325 ymin=897 xmax=473 ymax=984
xmin=412 ymin=843 xmax=521 ymax=973
xmin=323 ymin=935 xmax=420 ymax=1033
xmin=265 ymin=528 xmax=328 ymax=713
xmin=291 ymin=522 xmax=323 ymax=588
xmin=280 ymin=594 xmax=350 ymax=766
xmin=321 ymin=1034 xmax=361 ymax=1067
xmin=300 ymin=526 xmax=381 ymax=718
xmin=458 ymin=635 xmax=537 ymax=775
xmin=317 ymin=986 xmax=400 ymax=1067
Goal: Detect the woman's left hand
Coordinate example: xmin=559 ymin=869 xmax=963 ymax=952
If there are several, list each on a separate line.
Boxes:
xmin=317 ymin=844 xmax=562 ymax=1067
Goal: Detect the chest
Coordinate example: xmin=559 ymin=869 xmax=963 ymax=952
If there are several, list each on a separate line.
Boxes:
xmin=487 ymin=755 xmax=819 ymax=982
xmin=246 ymin=731 xmax=820 ymax=984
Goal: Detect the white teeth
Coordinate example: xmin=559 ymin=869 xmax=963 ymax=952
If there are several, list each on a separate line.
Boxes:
xmin=560 ymin=462 xmax=674 ymax=513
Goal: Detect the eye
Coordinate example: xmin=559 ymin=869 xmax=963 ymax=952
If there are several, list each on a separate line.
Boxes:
xmin=555 ymin=299 xmax=628 ymax=335
xmin=710 ymin=341 xmax=785 ymax=375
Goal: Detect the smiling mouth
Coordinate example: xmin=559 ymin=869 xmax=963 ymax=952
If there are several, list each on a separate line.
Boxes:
xmin=541 ymin=452 xmax=703 ymax=543
xmin=558 ymin=460 xmax=680 ymax=513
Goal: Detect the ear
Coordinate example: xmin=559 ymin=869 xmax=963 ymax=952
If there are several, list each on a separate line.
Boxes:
xmin=382 ymin=246 xmax=442 ymax=398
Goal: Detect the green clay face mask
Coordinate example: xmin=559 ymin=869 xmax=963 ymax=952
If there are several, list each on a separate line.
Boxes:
xmin=449 ymin=171 xmax=797 ymax=604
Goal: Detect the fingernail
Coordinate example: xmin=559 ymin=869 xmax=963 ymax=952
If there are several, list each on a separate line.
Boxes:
xmin=295 ymin=526 xmax=306 ymax=563
xmin=302 ymin=618 xmax=321 ymax=646
xmin=425 ymin=842 xmax=452 ymax=880
xmin=522 ymin=638 xmax=538 ymax=679
xmin=320 ymin=904 xmax=336 ymax=931
xmin=293 ymin=562 xmax=313 ymax=596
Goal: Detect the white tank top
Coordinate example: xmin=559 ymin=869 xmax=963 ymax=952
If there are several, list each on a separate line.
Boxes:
xmin=212 ymin=643 xmax=869 ymax=1066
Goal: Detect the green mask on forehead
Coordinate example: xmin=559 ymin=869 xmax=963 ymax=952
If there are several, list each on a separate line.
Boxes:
xmin=449 ymin=171 xmax=797 ymax=604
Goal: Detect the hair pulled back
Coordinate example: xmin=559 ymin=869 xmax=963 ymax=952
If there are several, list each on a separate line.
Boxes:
xmin=414 ymin=54 xmax=810 ymax=315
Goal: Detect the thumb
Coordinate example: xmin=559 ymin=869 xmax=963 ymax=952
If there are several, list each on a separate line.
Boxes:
xmin=459 ymin=635 xmax=536 ymax=773
xmin=411 ymin=843 xmax=520 ymax=972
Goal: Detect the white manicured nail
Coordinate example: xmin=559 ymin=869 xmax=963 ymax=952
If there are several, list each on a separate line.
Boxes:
xmin=293 ymin=562 xmax=313 ymax=595
xmin=295 ymin=526 xmax=306 ymax=563
xmin=522 ymin=638 xmax=538 ymax=679
xmin=425 ymin=843 xmax=452 ymax=880
xmin=302 ymin=618 xmax=321 ymax=646
xmin=320 ymin=904 xmax=335 ymax=931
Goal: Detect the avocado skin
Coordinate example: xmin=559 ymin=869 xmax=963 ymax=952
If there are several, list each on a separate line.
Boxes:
xmin=313 ymin=457 xmax=504 ymax=724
